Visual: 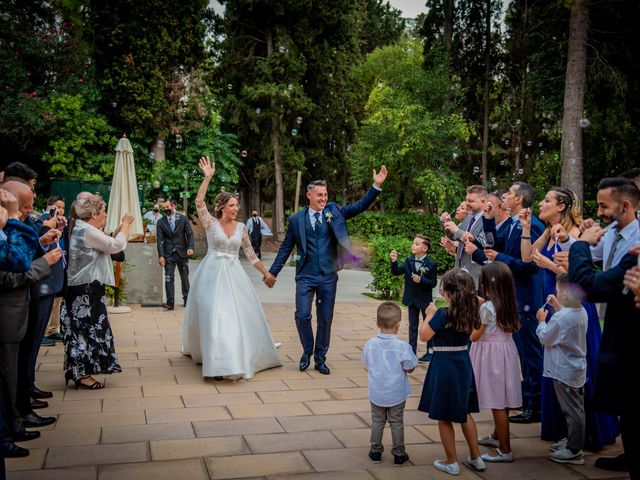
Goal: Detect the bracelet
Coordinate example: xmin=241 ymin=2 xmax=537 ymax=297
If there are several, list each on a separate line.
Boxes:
xmin=521 ymin=236 xmax=531 ymax=240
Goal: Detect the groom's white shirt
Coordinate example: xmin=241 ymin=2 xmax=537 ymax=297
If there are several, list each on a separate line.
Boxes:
xmin=309 ymin=207 xmax=323 ymax=229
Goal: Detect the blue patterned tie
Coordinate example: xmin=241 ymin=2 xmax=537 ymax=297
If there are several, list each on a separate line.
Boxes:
xmin=313 ymin=212 xmax=321 ymax=231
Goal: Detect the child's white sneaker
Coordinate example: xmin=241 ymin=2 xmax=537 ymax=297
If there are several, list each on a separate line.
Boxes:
xmin=433 ymin=460 xmax=460 ymax=475
xmin=549 ymin=447 xmax=585 ymax=465
xmin=481 ymin=448 xmax=513 ymax=462
xmin=465 ymin=456 xmax=486 ymax=471
xmin=478 ymin=436 xmax=499 ymax=448
xmin=550 ymin=438 xmax=568 ymax=452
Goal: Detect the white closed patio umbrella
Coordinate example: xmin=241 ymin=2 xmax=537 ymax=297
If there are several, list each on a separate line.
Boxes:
xmin=106 ymin=135 xmax=144 ymax=237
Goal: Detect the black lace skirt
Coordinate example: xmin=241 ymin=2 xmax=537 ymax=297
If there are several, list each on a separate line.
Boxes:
xmin=62 ymin=281 xmax=122 ymax=381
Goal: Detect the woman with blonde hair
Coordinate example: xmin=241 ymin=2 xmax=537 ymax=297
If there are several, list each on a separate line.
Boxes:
xmin=519 ymin=187 xmax=618 ymax=451
xmin=181 ymin=157 xmax=281 ymax=380
xmin=63 ymin=193 xmax=133 ymax=389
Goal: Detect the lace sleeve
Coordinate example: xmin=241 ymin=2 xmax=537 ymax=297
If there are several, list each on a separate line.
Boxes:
xmin=196 ymin=203 xmax=214 ymax=230
xmin=241 ymin=225 xmax=260 ymax=265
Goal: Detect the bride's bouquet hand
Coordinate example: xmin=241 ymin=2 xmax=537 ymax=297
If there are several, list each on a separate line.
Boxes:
xmin=199 ymin=156 xmax=215 ymax=178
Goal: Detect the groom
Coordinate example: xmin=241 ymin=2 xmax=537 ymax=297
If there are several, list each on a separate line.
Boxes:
xmin=267 ymin=166 xmax=387 ymax=374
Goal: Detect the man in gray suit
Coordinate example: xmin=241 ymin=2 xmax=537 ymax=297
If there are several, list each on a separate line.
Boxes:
xmin=443 ymin=185 xmax=487 ymax=288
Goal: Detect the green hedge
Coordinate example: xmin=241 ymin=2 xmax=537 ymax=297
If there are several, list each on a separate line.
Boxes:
xmin=368 ymin=236 xmax=412 ymax=300
xmin=348 ymin=211 xmax=455 ymax=273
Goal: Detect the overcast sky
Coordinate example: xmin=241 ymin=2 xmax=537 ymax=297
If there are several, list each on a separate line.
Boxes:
xmin=388 ymin=0 xmax=426 ymax=19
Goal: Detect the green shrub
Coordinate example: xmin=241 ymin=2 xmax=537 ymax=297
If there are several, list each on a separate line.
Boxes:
xmin=368 ymin=235 xmax=412 ymax=300
xmin=348 ymin=211 xmax=455 ymax=273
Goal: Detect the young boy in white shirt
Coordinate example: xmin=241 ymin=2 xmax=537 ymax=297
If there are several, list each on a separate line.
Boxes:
xmin=362 ymin=301 xmax=418 ymax=466
xmin=536 ymin=273 xmax=588 ymax=465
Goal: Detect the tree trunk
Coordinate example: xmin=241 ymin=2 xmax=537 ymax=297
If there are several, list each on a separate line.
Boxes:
xmin=267 ymin=28 xmax=285 ymax=243
xmin=443 ymin=0 xmax=453 ymax=53
xmin=561 ymin=0 xmax=589 ymax=205
xmin=481 ymin=0 xmax=491 ymax=185
xmin=250 ymin=174 xmax=261 ymax=213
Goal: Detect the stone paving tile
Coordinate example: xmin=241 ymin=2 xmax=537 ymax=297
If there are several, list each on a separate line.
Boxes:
xmin=244 ymin=431 xmax=343 ymax=454
xmin=257 ymin=389 xmax=333 ymax=404
xmin=206 ymin=452 xmax=313 ymax=479
xmin=304 ymin=399 xmax=372 ymax=415
xmin=413 ymin=422 xmax=497 ymax=443
xmin=45 ymin=442 xmax=149 ymax=468
xmin=102 ymin=422 xmax=195 ymax=443
xmin=194 ymin=418 xmax=285 ymax=438
xmin=150 ymin=436 xmax=249 ymax=460
xmin=38 ymin=399 xmax=103 ymax=415
xmin=370 ymin=465 xmax=482 ymax=480
xmin=472 ymin=456 xmax=586 ymax=479
xmin=102 ymin=395 xmax=184 ymax=412
xmin=331 ymin=426 xmax=431 ymax=448
xmin=327 ymin=387 xmax=370 ymax=400
xmin=228 ymin=402 xmax=313 ymax=419
xmin=269 ymin=470 xmax=375 ymax=480
xmin=183 ymin=391 xmax=262 ymax=408
xmin=118 ymin=358 xmax=172 ymax=368
xmin=145 ymin=406 xmax=231 ymax=424
xmin=303 ymin=446 xmax=401 ymax=471
xmin=278 ymin=413 xmax=368 ymax=433
xmin=54 ymin=411 xmax=146 ymax=429
xmin=7 ymin=466 xmax=97 ymax=480
xmin=97 ymin=374 xmax=178 ymax=387
xmin=566 ymin=444 xmax=625 ymax=480
xmin=63 ymin=386 xmax=142 ymax=401
xmin=215 ymin=379 xmax=290 ymax=393
xmin=24 ymin=427 xmax=101 ymax=448
xmin=283 ymin=377 xmax=358 ymax=390
xmin=141 ymin=383 xmax=217 ymax=397
xmin=99 ymin=458 xmax=209 ymax=480
xmin=4 ymin=448 xmax=47 ymax=471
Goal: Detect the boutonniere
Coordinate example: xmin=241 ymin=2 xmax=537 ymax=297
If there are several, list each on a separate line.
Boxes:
xmin=324 ymin=212 xmax=334 ymax=223
xmin=419 ymin=265 xmax=428 ymax=276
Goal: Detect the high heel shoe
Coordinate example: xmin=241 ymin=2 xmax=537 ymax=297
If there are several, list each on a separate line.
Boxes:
xmin=73 ymin=376 xmax=105 ymax=390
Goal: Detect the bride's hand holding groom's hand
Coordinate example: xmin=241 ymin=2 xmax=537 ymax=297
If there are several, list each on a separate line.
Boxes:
xmin=263 ymin=272 xmax=276 ymax=288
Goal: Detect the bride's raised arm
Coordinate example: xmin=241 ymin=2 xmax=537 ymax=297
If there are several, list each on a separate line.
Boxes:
xmin=195 ymin=156 xmax=216 ymax=229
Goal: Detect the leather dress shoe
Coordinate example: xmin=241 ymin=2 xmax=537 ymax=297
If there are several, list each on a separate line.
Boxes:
xmin=162 ymin=303 xmax=174 ymax=311
xmin=508 ymin=409 xmax=540 ymax=424
xmin=12 ymin=429 xmax=40 ymax=442
xmin=31 ymin=398 xmax=48 ymax=409
xmin=314 ymin=362 xmax=330 ymax=375
xmin=299 ymin=353 xmax=311 ymax=371
xmin=22 ymin=412 xmax=56 ymax=428
xmin=595 ymin=453 xmax=628 ymax=472
xmin=3 ymin=441 xmax=29 ymax=457
xmin=32 ymin=386 xmax=53 ymax=399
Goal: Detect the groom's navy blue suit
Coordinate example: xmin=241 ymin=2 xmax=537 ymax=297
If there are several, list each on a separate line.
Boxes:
xmin=269 ymin=186 xmax=380 ymax=362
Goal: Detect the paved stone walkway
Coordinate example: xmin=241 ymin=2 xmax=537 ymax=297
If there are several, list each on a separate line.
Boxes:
xmin=5 ymin=266 xmax=627 ymax=479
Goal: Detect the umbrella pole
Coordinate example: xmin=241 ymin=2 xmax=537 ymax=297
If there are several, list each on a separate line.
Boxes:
xmin=114 ymin=261 xmax=121 ymax=307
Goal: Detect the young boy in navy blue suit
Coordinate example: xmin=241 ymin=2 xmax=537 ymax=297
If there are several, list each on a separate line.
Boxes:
xmin=390 ymin=235 xmax=438 ymax=363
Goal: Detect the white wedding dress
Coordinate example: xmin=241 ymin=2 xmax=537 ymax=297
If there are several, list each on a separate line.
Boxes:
xmin=181 ymin=205 xmax=282 ymax=379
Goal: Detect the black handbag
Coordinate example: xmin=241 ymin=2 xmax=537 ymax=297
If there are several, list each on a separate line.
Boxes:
xmin=110 ymin=251 xmax=126 ymax=262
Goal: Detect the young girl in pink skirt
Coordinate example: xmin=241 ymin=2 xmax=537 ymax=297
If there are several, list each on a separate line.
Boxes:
xmin=470 ymin=262 xmax=522 ymax=462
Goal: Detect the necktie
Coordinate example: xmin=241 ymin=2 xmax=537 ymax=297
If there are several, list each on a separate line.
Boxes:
xmin=313 ymin=212 xmax=321 ymax=231
xmin=467 ymin=215 xmax=476 ymax=232
xmin=169 ymin=216 xmax=175 ymax=231
xmin=604 ymin=231 xmax=623 ymax=271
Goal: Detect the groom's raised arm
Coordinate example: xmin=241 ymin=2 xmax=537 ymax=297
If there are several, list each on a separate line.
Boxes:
xmin=269 ymin=220 xmax=296 ymax=277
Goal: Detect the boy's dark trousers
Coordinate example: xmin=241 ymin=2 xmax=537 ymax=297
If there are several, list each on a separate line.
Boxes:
xmin=407 ymin=305 xmax=433 ymax=355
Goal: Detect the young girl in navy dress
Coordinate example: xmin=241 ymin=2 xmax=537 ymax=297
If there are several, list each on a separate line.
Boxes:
xmin=418 ymin=269 xmax=485 ymax=476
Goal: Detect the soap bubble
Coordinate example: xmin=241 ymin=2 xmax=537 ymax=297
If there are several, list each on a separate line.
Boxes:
xmin=296 ymin=116 xmax=303 ymax=124
xmin=241 ymin=150 xmax=247 ymax=158
xmin=291 ymin=128 xmax=298 ymax=136
xmin=579 ymin=117 xmax=590 ymax=128
xmin=518 ymin=168 xmax=524 ymax=175
xmin=227 ymin=84 xmax=233 ymax=90
xmin=255 ymin=107 xmax=261 ymax=114
xmin=527 ymin=140 xmax=532 ymax=147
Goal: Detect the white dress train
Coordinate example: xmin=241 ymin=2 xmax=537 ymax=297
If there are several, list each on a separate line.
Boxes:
xmin=181 ymin=205 xmax=282 ymax=379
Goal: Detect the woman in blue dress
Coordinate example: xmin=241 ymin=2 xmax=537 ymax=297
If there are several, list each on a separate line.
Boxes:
xmin=520 ymin=187 xmax=618 ymax=451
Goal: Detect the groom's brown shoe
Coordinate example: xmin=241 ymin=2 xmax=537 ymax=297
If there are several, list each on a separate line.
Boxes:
xmin=299 ymin=353 xmax=311 ymax=371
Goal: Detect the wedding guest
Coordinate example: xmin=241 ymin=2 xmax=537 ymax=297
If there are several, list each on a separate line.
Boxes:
xmin=246 ymin=210 xmax=272 ymax=260
xmin=143 ymin=204 xmax=162 ymax=234
xmin=63 ymin=193 xmax=132 ymax=389
xmin=0 ymin=189 xmax=38 ymax=272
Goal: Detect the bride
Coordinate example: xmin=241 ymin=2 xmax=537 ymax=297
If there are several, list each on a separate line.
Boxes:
xmin=182 ymin=156 xmax=282 ymax=379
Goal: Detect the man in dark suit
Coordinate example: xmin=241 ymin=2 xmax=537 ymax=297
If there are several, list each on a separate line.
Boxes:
xmin=390 ymin=235 xmax=438 ymax=361
xmin=0 ymin=181 xmax=61 ymax=458
xmin=268 ymin=166 xmax=388 ymax=375
xmin=156 ymin=199 xmax=194 ymax=310
xmin=569 ymin=230 xmax=638 ymax=478
xmin=484 ymin=182 xmax=545 ymax=424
